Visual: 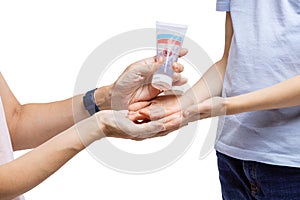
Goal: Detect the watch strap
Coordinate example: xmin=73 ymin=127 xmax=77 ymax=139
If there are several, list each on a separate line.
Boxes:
xmin=83 ymin=88 xmax=100 ymax=115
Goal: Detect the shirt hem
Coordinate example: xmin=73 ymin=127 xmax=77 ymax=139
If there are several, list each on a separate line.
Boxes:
xmin=215 ymin=141 xmax=300 ymax=168
xmin=216 ymin=2 xmax=230 ymax=12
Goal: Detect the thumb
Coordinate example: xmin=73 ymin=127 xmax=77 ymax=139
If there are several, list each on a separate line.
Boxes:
xmin=128 ymin=101 xmax=151 ymax=112
xmin=139 ymin=105 xmax=171 ymax=120
xmin=138 ymin=57 xmax=163 ymax=75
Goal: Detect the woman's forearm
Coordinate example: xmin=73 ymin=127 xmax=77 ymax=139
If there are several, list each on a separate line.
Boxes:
xmin=226 ymin=75 xmax=300 ymax=115
xmin=0 ymin=106 xmax=160 ymax=200
xmin=0 ymin=126 xmax=86 ymax=200
xmin=1 ymin=114 xmax=104 ymax=199
xmin=11 ymin=97 xmax=78 ymax=150
xmin=11 ymin=84 xmax=113 ymax=150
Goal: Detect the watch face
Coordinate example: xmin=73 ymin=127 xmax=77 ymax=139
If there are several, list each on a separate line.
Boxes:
xmin=83 ymin=89 xmax=100 ymax=115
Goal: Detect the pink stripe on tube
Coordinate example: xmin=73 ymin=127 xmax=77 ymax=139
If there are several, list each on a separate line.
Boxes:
xmin=157 ymin=39 xmax=181 ymax=46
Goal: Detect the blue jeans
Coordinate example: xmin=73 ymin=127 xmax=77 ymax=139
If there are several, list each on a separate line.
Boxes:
xmin=217 ymin=151 xmax=300 ymax=200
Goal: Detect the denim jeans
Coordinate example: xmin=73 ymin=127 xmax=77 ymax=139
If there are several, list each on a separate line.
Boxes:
xmin=217 ymin=151 xmax=300 ymax=200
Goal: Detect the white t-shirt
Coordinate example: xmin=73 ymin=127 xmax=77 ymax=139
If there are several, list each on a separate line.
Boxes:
xmin=215 ymin=0 xmax=300 ymax=167
xmin=0 ymin=97 xmax=25 ymax=200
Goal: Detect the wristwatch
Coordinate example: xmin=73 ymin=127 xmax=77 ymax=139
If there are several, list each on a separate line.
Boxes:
xmin=83 ymin=88 xmax=100 ymax=115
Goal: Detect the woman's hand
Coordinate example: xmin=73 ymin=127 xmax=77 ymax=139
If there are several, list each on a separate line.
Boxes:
xmin=96 ymin=48 xmax=188 ymax=111
xmin=76 ymin=110 xmax=166 ymax=146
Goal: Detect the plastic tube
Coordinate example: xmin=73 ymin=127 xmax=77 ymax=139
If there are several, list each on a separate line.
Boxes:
xmin=152 ymin=21 xmax=188 ymax=91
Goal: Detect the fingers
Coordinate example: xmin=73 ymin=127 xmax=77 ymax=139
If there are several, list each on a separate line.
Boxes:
xmin=130 ymin=49 xmax=186 ymax=78
xmin=172 ymin=77 xmax=188 ymax=86
xmin=133 ymin=121 xmax=165 ymax=139
xmin=128 ymin=101 xmax=151 ymax=112
xmin=107 ymin=110 xmax=164 ymax=139
xmin=137 ymin=58 xmax=163 ymax=75
xmin=96 ymin=110 xmax=191 ymax=141
xmin=139 ymin=105 xmax=170 ymax=120
xmin=172 ymin=72 xmax=181 ymax=83
xmin=140 ymin=105 xmax=177 ymax=121
xmin=172 ymin=62 xmax=184 ymax=73
xmin=133 ymin=111 xmax=190 ymax=140
xmin=127 ymin=110 xmax=150 ymax=122
xmin=157 ymin=112 xmax=187 ymax=130
xmin=131 ymin=121 xmax=165 ymax=138
xmin=172 ymin=72 xmax=188 ymax=86
xmin=127 ymin=101 xmax=152 ymax=122
xmin=178 ymin=48 xmax=188 ymax=58
xmin=118 ymin=114 xmax=165 ymax=139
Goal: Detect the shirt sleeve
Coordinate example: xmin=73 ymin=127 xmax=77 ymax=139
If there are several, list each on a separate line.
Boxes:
xmin=216 ymin=0 xmax=230 ymax=11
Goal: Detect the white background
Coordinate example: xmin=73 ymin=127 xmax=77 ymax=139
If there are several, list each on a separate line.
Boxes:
xmin=0 ymin=0 xmax=226 ymax=199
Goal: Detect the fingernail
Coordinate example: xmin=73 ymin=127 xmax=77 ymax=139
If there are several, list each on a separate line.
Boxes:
xmin=173 ymin=63 xmax=179 ymax=70
xmin=182 ymin=48 xmax=188 ymax=54
xmin=158 ymin=56 xmax=164 ymax=62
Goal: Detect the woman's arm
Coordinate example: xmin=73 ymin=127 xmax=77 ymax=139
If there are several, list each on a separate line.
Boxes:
xmin=0 ymin=123 xmax=86 ymax=200
xmin=0 ymin=109 xmax=163 ymax=200
xmin=1 ymin=51 xmax=186 ymax=150
xmin=0 ymin=72 xmax=112 ymax=150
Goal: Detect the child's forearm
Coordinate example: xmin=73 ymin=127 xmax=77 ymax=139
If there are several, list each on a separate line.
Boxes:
xmin=226 ymin=75 xmax=300 ymax=115
xmin=180 ymin=58 xmax=227 ymax=108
